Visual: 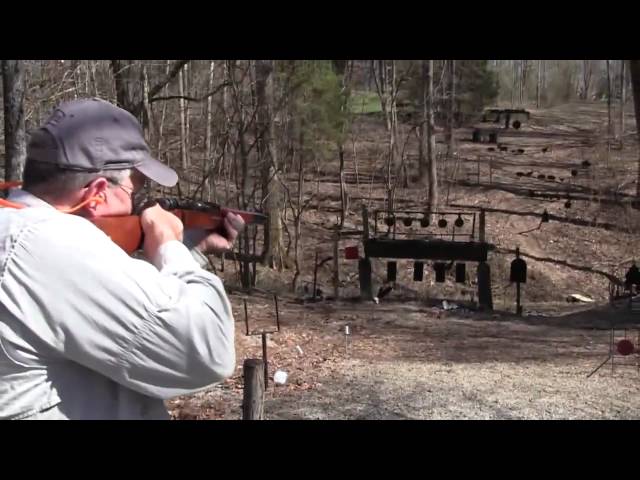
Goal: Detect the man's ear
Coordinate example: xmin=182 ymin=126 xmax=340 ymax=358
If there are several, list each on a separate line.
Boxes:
xmin=82 ymin=177 xmax=109 ymax=217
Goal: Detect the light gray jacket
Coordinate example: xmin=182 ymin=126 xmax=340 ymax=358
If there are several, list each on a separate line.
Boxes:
xmin=0 ymin=190 xmax=236 ymax=420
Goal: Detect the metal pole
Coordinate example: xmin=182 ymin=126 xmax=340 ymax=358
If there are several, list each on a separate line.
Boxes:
xmin=262 ymin=332 xmax=269 ymax=389
xmin=274 ymin=294 xmax=280 ymax=332
xmin=479 ymin=209 xmax=486 ymax=243
xmin=312 ymin=251 xmax=318 ymax=300
xmin=244 ymin=299 xmax=249 ymax=336
xmin=611 ymin=327 xmax=615 ymax=374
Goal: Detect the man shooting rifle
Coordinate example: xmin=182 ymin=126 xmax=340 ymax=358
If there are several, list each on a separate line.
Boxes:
xmin=0 ymin=98 xmax=243 ymax=420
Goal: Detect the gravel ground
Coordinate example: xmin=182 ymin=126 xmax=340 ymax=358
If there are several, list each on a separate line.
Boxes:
xmin=263 ymin=359 xmax=640 ymax=420
xmin=169 ymin=299 xmax=640 ymax=420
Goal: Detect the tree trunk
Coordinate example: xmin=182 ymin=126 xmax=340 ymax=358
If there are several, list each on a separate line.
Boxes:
xmin=426 ymin=60 xmax=438 ymax=216
xmin=231 ymin=61 xmax=253 ymax=288
xmin=218 ymin=60 xmax=233 ymax=204
xmin=141 ymin=64 xmax=152 ymax=144
xmin=156 ymin=60 xmax=170 ymax=163
xmin=338 ymin=143 xmax=348 ymax=227
xmin=179 ymin=66 xmax=188 ymax=170
xmin=520 ymin=60 xmax=526 ymax=105
xmin=337 ymin=60 xmax=353 ymax=228
xmin=418 ymin=60 xmax=437 ymax=213
xmin=536 ymin=60 xmax=542 ymax=108
xmin=620 ymin=60 xmax=626 ymax=139
xmin=184 ymin=63 xmax=191 ymax=167
xmin=582 ymin=60 xmax=592 ymax=100
xmin=292 ymin=119 xmax=305 ymax=292
xmin=628 ymin=60 xmax=640 ymax=198
xmin=607 ymin=60 xmax=612 ymax=140
xmin=255 ymin=59 xmax=284 ymax=271
xmin=372 ymin=60 xmax=396 ymax=212
xmin=204 ymin=60 xmax=215 ymax=198
xmin=2 ymin=60 xmax=27 ymax=182
xmin=111 ymin=60 xmax=143 ymax=118
xmin=418 ymin=60 xmax=427 ymax=183
xmin=446 ymin=60 xmax=455 ymax=157
xmin=511 ymin=60 xmax=517 ymax=107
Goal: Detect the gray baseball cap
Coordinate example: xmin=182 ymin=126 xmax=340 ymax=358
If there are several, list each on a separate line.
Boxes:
xmin=27 ymin=98 xmax=178 ymax=187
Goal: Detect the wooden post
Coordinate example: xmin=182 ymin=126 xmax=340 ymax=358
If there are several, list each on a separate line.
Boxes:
xmin=360 ymin=206 xmax=372 ymax=300
xmin=261 ymin=333 xmax=269 ymax=389
xmin=479 ymin=209 xmax=486 ymax=243
xmin=333 ymin=231 xmax=340 ymax=299
xmin=362 ymin=205 xmax=370 ymax=240
xmin=242 ymin=358 xmax=265 ymax=420
xmin=477 ymin=158 xmax=480 ymax=185
xmin=477 ymin=261 xmax=493 ymax=311
xmin=515 ymin=246 xmax=522 ymax=315
xmin=359 ymin=258 xmax=373 ymax=300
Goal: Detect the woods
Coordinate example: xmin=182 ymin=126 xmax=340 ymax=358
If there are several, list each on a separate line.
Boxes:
xmin=2 ymin=59 xmax=639 ymax=293
xmin=3 ymin=59 xmax=640 ymax=421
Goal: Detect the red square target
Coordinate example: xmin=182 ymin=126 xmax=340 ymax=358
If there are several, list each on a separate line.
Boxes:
xmin=344 ymin=246 xmax=359 ymax=260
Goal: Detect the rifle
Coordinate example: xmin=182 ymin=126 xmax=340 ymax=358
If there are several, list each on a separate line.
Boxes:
xmin=91 ymin=198 xmax=267 ymax=255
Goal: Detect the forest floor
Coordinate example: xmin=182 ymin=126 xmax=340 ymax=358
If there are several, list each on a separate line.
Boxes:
xmin=168 ymin=101 xmax=640 ymax=420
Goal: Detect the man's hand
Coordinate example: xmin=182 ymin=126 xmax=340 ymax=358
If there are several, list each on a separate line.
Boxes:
xmin=187 ymin=211 xmax=246 ymax=255
xmin=140 ymin=204 xmax=184 ymax=260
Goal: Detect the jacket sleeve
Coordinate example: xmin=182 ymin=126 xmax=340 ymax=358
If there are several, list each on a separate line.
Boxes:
xmin=0 ymin=214 xmax=236 ymax=399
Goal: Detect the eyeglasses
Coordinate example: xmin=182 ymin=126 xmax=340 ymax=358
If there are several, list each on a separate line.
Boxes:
xmin=108 ymin=179 xmax=152 ymax=215
xmin=115 ymin=183 xmax=134 ymax=197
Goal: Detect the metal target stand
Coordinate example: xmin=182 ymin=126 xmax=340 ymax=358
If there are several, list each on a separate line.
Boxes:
xmin=587 ymin=327 xmax=640 ymax=378
xmin=243 ymin=295 xmax=281 ymax=388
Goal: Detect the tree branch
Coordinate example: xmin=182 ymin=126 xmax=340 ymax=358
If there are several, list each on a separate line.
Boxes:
xmin=149 ymin=81 xmax=232 ymax=104
xmin=147 ymin=60 xmax=190 ymax=100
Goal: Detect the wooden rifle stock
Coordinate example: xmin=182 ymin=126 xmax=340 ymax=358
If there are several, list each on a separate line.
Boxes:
xmin=91 ymin=199 xmax=267 ymax=255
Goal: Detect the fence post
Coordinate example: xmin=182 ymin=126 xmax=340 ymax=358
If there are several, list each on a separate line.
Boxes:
xmin=242 ymin=358 xmax=265 ymax=420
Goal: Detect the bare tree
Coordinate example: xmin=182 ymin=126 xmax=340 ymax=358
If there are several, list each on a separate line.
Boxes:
xmin=426 ymin=60 xmax=437 ymax=214
xmin=418 ymin=59 xmax=437 ymax=215
xmin=607 ymin=60 xmax=612 ymax=140
xmin=581 ymin=60 xmax=592 ymax=100
xmin=178 ymin=65 xmax=188 ymax=169
xmin=372 ymin=60 xmax=400 ymax=212
xmin=286 ymin=117 xmax=316 ymax=292
xmin=445 ymin=59 xmax=455 ymax=157
xmin=336 ymin=60 xmax=354 ymax=228
xmin=620 ymin=60 xmax=626 ymax=139
xmin=418 ymin=60 xmax=428 ymax=184
xmin=111 ymin=59 xmax=189 ymax=119
xmin=203 ymin=60 xmax=215 ymax=198
xmin=536 ymin=60 xmax=543 ymax=108
xmin=141 ymin=65 xmax=152 ymax=144
xmin=2 ymin=60 xmax=27 ymax=182
xmin=255 ymin=59 xmax=285 ymax=271
xmin=511 ymin=60 xmax=517 ymax=107
xmin=154 ymin=61 xmax=171 ymax=161
xmin=520 ymin=60 xmax=529 ymax=105
xmin=111 ymin=60 xmax=143 ymax=116
xmin=628 ymin=60 xmax=640 ymax=198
